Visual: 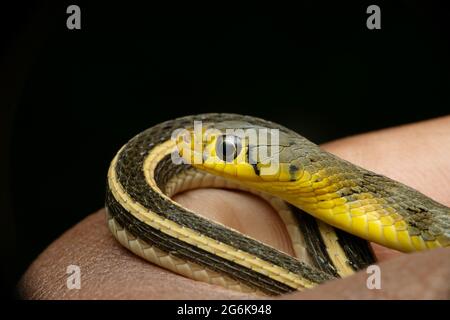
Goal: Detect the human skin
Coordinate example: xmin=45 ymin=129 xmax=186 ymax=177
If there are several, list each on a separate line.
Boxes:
xmin=18 ymin=116 xmax=450 ymax=299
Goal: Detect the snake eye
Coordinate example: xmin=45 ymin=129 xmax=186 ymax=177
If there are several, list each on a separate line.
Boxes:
xmin=216 ymin=135 xmax=242 ymax=162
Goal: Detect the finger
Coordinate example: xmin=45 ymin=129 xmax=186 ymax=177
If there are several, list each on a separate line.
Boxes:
xmin=173 ymin=188 xmax=295 ymax=256
xmin=371 ymin=243 xmax=403 ymax=261
xmin=283 ymin=248 xmax=450 ymax=300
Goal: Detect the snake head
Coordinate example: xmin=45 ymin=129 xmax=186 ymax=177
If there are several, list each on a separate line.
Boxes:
xmin=173 ymin=119 xmax=316 ymax=195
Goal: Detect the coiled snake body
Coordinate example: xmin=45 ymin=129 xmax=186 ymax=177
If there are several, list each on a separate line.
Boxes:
xmin=106 ymin=114 xmax=449 ymax=295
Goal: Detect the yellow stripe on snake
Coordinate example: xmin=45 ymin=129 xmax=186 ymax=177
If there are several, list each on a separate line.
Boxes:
xmin=106 ymin=114 xmax=449 ymax=295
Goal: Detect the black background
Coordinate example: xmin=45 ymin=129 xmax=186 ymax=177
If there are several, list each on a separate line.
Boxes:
xmin=1 ymin=1 xmax=449 ymax=299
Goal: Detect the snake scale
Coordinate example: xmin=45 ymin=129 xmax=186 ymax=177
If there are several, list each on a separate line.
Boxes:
xmin=105 ymin=114 xmax=449 ymax=295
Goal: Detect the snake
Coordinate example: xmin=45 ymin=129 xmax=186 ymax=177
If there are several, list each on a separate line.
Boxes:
xmin=105 ymin=113 xmax=449 ymax=295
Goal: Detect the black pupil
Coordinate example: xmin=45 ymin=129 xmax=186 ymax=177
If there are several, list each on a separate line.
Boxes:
xmin=222 ymin=140 xmax=236 ymax=159
xmin=216 ymin=135 xmax=240 ymax=162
